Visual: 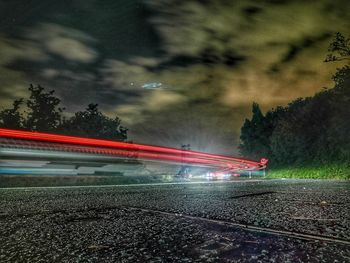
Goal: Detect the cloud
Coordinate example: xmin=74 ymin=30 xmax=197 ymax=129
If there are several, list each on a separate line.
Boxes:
xmin=46 ymin=37 xmax=97 ymax=63
xmin=280 ymin=33 xmax=332 ymax=64
xmin=144 ymin=0 xmax=349 ymax=103
xmin=112 ymin=90 xmax=185 ymax=123
xmin=102 ymin=58 xmax=245 ymax=153
xmin=0 ymin=23 xmax=100 ymax=111
xmin=0 ymin=33 xmax=50 ymax=108
xmin=28 ymin=23 xmax=97 ymax=63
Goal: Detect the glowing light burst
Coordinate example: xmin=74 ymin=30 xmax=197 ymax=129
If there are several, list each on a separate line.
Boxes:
xmin=0 ymin=128 xmax=267 ymax=172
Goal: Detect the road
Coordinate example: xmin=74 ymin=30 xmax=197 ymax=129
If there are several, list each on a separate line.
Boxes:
xmin=0 ymin=179 xmax=349 ymax=262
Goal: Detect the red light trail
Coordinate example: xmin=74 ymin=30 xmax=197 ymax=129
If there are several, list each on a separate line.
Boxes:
xmin=0 ymin=128 xmax=267 ymax=172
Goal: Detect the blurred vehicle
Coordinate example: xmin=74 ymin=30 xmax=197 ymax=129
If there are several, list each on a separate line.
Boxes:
xmin=205 ymin=171 xmax=239 ymax=180
xmin=142 ymin=82 xmax=163 ymax=89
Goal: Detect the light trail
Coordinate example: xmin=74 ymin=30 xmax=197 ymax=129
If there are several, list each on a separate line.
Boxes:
xmin=0 ymin=128 xmax=267 ymax=172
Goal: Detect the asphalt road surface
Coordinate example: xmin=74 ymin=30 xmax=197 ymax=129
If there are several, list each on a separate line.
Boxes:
xmin=0 ymin=179 xmax=349 ymax=262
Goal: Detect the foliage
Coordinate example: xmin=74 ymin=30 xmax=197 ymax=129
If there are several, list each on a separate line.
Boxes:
xmin=325 ymin=32 xmax=350 ymax=62
xmin=267 ymin=164 xmax=350 ymax=180
xmin=240 ymin=33 xmax=350 ymax=172
xmin=0 ymin=99 xmax=24 ymax=129
xmin=0 ymin=85 xmax=128 ymax=141
xmin=240 ymin=103 xmax=273 ymax=159
xmin=25 ymin=84 xmax=64 ymax=132
xmin=60 ymin=103 xmax=127 ymax=141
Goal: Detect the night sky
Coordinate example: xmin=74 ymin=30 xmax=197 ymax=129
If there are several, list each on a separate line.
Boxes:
xmin=0 ymin=0 xmax=349 ymax=154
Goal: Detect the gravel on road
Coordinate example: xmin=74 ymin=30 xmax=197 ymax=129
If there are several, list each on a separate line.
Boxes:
xmin=0 ymin=179 xmax=349 ymax=262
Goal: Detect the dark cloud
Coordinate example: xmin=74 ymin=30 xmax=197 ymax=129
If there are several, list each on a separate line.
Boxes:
xmin=242 ymin=6 xmax=263 ymax=17
xmin=148 ymin=49 xmax=244 ymax=71
xmin=268 ymin=32 xmax=333 ymax=73
xmin=282 ymin=32 xmax=332 ymax=63
xmin=0 ymin=0 xmax=162 ymax=58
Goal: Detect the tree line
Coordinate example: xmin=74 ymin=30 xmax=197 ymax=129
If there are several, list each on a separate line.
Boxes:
xmin=0 ymin=85 xmax=127 ymax=141
xmin=240 ymin=33 xmax=350 ymax=167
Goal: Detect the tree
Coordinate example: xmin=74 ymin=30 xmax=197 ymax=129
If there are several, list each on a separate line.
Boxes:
xmin=270 ymin=95 xmax=333 ymax=166
xmin=0 ymin=99 xmax=24 ymax=129
xmin=60 ymin=103 xmax=127 ymax=141
xmin=325 ymin=32 xmax=350 ymax=62
xmin=325 ymin=33 xmax=350 ymax=161
xmin=239 ymin=103 xmax=271 ymax=159
xmin=25 ymin=84 xmax=64 ymax=132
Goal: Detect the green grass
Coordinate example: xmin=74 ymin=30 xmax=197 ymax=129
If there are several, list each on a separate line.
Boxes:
xmin=267 ymin=164 xmax=350 ymax=180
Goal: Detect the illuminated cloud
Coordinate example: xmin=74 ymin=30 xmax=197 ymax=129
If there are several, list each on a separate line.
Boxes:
xmin=0 ymin=33 xmax=49 ymax=107
xmin=27 ymin=23 xmax=97 ymax=63
xmin=146 ymin=0 xmax=349 ymax=104
xmin=0 ymin=23 xmax=99 ymax=110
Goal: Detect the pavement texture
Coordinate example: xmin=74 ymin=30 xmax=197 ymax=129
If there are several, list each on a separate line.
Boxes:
xmin=0 ymin=179 xmax=349 ymax=262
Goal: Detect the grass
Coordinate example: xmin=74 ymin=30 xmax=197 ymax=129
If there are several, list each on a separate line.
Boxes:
xmin=267 ymin=164 xmax=350 ymax=180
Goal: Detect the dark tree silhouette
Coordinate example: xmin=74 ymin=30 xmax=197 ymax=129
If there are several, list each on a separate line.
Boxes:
xmin=60 ymin=103 xmax=127 ymax=141
xmin=325 ymin=32 xmax=350 ymax=62
xmin=325 ymin=33 xmax=350 ymax=161
xmin=25 ymin=84 xmax=64 ymax=132
xmin=0 ymin=99 xmax=24 ymax=129
xmin=239 ymin=102 xmax=271 ymax=159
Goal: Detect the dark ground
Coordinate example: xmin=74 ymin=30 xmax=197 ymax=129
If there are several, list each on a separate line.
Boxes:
xmin=0 ymin=179 xmax=349 ymax=262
